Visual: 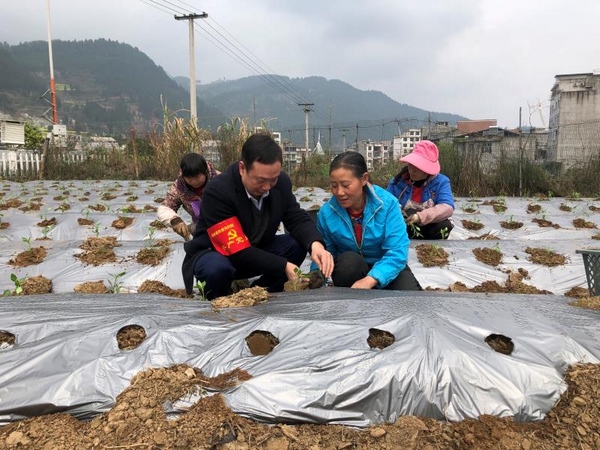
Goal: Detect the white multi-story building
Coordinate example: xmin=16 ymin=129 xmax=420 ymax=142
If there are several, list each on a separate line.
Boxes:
xmin=357 ymin=140 xmax=392 ymax=170
xmin=392 ymin=128 xmax=421 ymax=161
xmin=548 ymin=71 xmax=600 ymax=168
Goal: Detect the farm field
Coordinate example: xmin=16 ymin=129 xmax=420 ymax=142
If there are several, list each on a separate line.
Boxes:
xmin=1 ymin=179 xmax=600 ymax=449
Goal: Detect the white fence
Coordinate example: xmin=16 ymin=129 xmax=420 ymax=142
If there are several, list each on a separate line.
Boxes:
xmin=0 ymin=149 xmax=108 ymax=178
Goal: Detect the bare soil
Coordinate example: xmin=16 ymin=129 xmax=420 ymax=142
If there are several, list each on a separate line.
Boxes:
xmin=367 ymin=328 xmax=396 ymax=349
xmin=1 ymin=363 xmax=599 ymax=449
xmin=76 ymin=236 xmax=120 ymax=266
xmin=444 ymin=269 xmax=553 ymax=294
xmin=22 ymin=275 xmax=52 ymax=295
xmin=559 ymin=203 xmax=573 ymax=212
xmin=112 ymin=216 xmax=134 ymax=229
xmin=0 ymin=222 xmax=9 ymax=230
xmin=211 ymin=287 xmax=270 ymax=308
xmin=245 ymin=330 xmax=280 ymax=355
xmin=8 ymin=246 xmax=47 ymax=267
xmin=569 ymin=296 xmax=600 ymax=311
xmin=136 ymin=244 xmax=171 ymax=266
xmin=0 ymin=330 xmax=16 ymax=347
xmin=472 ymin=247 xmax=503 ymax=266
xmin=573 ymin=218 xmax=597 ymax=229
xmin=77 ymin=217 xmax=94 ymax=226
xmin=532 ymin=218 xmax=560 ymax=229
xmin=415 ymin=244 xmax=449 ymax=267
xmin=461 ymin=219 xmax=484 ymax=231
xmin=36 ymin=217 xmax=57 ymax=227
xmin=138 ymin=280 xmax=190 ymax=299
xmin=467 ymin=231 xmax=500 ymax=240
xmin=149 ymin=219 xmax=168 ymax=229
xmin=117 ymin=324 xmax=147 ymax=350
xmin=74 ymin=281 xmax=109 ymax=294
xmin=525 ymin=247 xmax=567 ymax=267
xmin=484 ymin=334 xmax=514 ymax=355
xmin=499 ymin=220 xmax=523 ymax=230
xmin=526 ymin=203 xmax=542 ymax=214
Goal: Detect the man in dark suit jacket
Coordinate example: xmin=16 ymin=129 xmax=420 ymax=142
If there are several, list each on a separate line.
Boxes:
xmin=182 ymin=133 xmax=334 ymax=299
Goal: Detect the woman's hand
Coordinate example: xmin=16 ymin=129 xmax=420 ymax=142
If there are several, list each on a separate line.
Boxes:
xmin=351 ymin=276 xmax=378 ymax=289
xmin=310 ymin=241 xmax=334 ymax=279
xmin=405 ymin=213 xmax=420 ymax=225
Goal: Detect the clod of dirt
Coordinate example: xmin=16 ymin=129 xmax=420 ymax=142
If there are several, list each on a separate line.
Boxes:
xmin=138 ymin=280 xmax=190 ymax=298
xmin=111 ymin=216 xmax=134 ymax=229
xmin=0 ymin=198 xmax=23 ymax=210
xmin=284 ymin=278 xmax=310 ymax=291
xmin=415 ymin=244 xmax=449 ymax=267
xmin=0 ymin=330 xmax=16 ymax=348
xmin=532 ymin=218 xmax=560 ymax=229
xmin=526 ymin=203 xmax=542 ymax=214
xmin=77 ymin=218 xmax=94 ymax=226
xmin=212 ymin=286 xmax=269 ymax=308
xmin=573 ymin=218 xmax=597 ymax=229
xmin=74 ymin=281 xmax=109 ymax=294
xmin=472 ymin=247 xmax=503 ymax=266
xmin=468 ymin=270 xmax=552 ymax=294
xmin=499 ymin=220 xmax=523 ymax=230
xmin=461 ymin=219 xmax=484 ymax=231
xmin=593 ymin=233 xmax=600 ymax=240
xmin=36 ymin=217 xmax=57 ymax=227
xmin=76 ymin=237 xmax=120 ymax=266
xmin=559 ymin=203 xmax=573 ymax=212
xmin=485 ymin=334 xmax=514 ymax=355
xmin=9 ymin=246 xmax=48 ymax=267
xmin=245 ymin=330 xmax=280 ymax=355
xmin=525 ymin=247 xmax=567 ymax=267
xmin=467 ymin=231 xmax=500 ymax=240
xmin=143 ymin=204 xmax=158 ymax=212
xmin=149 ymin=219 xmax=168 ymax=229
xmin=589 ymin=205 xmax=600 ymax=212
xmin=0 ymin=221 xmax=9 ymax=229
xmin=89 ymin=203 xmax=106 ymax=212
xmin=564 ymin=286 xmax=590 ymax=299
xmin=136 ymin=245 xmax=170 ymax=266
xmin=367 ymin=328 xmax=395 ymax=349
xmin=22 ymin=276 xmax=52 ymax=295
xmin=117 ymin=324 xmax=147 ymax=350
xmin=569 ymin=296 xmax=600 ymax=310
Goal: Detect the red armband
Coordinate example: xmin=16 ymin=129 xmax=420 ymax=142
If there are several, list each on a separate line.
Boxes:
xmin=208 ymin=217 xmax=251 ymax=256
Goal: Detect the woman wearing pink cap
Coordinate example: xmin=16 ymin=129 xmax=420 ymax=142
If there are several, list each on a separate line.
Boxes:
xmin=386 ymin=140 xmax=455 ymax=239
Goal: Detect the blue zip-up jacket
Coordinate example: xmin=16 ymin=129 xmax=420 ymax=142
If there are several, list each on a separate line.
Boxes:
xmin=316 ymin=184 xmax=410 ymax=288
xmin=386 ymin=171 xmax=454 ymax=216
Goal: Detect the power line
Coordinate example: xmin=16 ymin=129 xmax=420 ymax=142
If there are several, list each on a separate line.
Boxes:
xmin=137 ymin=0 xmax=332 ymax=124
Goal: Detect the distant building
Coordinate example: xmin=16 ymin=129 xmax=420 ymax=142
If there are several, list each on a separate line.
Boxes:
xmin=548 ymin=71 xmax=600 ymax=168
xmin=0 ymin=120 xmax=25 ymax=146
xmin=392 ymin=128 xmax=421 ymax=161
xmin=357 ymin=140 xmax=392 ymax=170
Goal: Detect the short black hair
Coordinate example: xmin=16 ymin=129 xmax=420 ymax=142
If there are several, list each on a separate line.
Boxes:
xmin=180 ymin=153 xmax=208 ymax=178
xmin=241 ymin=134 xmax=283 ymax=170
xmin=329 ymin=151 xmax=368 ymax=179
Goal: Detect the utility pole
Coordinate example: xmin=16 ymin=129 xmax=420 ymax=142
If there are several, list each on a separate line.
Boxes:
xmin=341 ymin=128 xmax=349 ymax=151
xmin=298 ymin=103 xmax=314 ymax=152
xmin=518 ymin=107 xmax=523 ymax=196
xmin=175 ymin=12 xmax=208 ymax=124
xmin=45 ymin=0 xmax=58 ymax=124
xmin=328 ymin=103 xmax=332 ymax=152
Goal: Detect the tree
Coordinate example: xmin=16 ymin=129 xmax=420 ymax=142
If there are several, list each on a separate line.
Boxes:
xmin=24 ymin=122 xmax=46 ymax=150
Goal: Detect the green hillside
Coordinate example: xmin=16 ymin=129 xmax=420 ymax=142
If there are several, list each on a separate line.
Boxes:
xmin=0 ymin=40 xmax=226 ymax=137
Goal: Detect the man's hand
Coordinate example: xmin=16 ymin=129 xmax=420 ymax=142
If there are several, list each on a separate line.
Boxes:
xmin=351 ymin=276 xmax=378 ymax=290
xmin=171 ymin=218 xmax=191 ymax=240
xmin=285 ymin=262 xmax=300 ymax=281
xmin=405 ymin=213 xmax=420 ymax=226
xmin=310 ymin=241 xmax=334 ymax=279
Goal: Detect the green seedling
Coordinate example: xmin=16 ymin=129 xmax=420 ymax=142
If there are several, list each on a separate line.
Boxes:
xmin=408 ymin=223 xmax=423 ymax=238
xmin=21 ymin=236 xmax=32 ymax=251
xmin=3 ymin=273 xmax=25 ymax=297
xmin=107 ymin=271 xmax=126 ymax=294
xmin=195 ymin=280 xmax=209 ymax=300
xmin=92 ymin=222 xmax=101 ymax=238
xmin=439 ymin=227 xmax=449 ymax=240
xmin=41 ymin=225 xmax=55 ymax=239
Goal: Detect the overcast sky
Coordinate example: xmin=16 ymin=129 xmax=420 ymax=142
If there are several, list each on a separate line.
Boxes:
xmin=2 ymin=0 xmax=599 ymax=128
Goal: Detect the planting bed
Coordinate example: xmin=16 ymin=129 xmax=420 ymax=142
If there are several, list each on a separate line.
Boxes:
xmin=1 ymin=181 xmax=600 ymax=449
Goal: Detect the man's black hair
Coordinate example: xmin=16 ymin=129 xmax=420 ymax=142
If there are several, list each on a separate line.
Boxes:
xmin=241 ymin=134 xmax=283 ymax=170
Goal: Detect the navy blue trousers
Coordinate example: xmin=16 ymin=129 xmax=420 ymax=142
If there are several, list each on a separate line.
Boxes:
xmin=193 ymin=234 xmax=307 ymax=300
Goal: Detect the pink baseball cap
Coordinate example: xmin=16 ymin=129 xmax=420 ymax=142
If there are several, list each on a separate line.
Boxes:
xmin=400 ymin=140 xmax=440 ymax=175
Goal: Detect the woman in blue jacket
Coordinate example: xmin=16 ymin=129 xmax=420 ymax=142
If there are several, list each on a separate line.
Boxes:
xmin=387 ymin=140 xmax=455 ymax=239
xmin=317 ymin=151 xmax=421 ymax=290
